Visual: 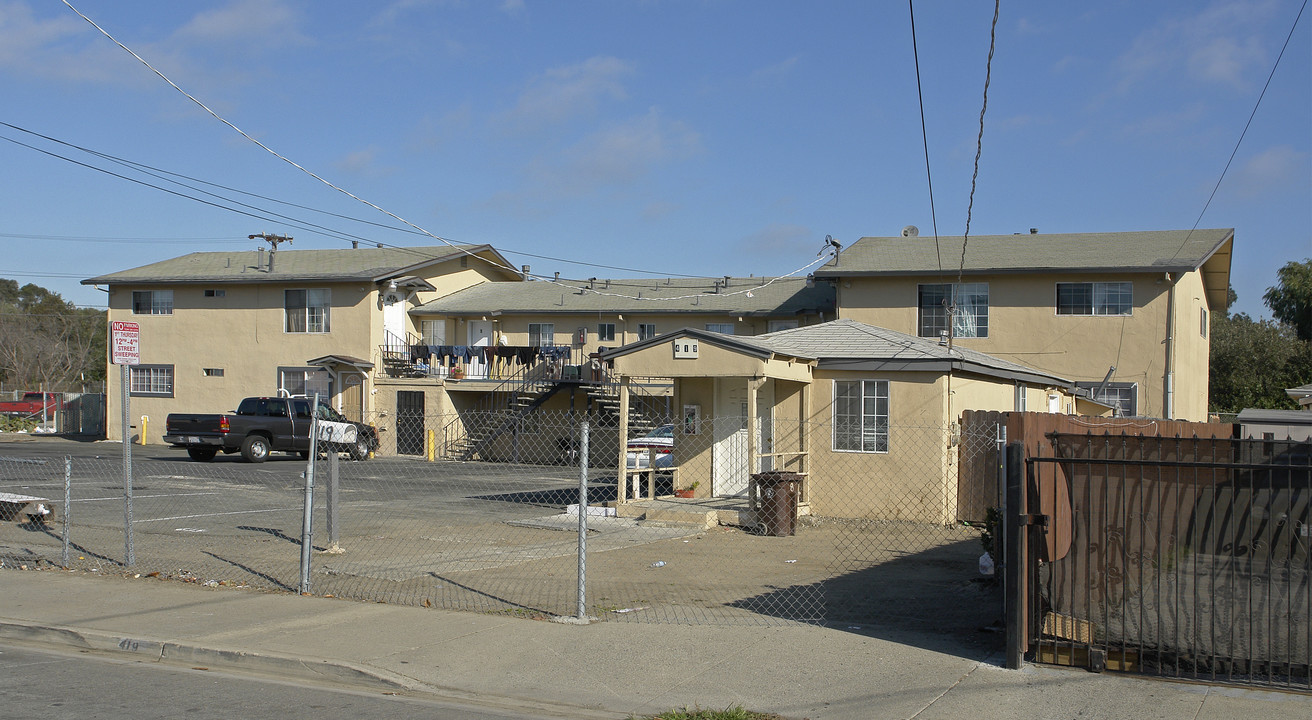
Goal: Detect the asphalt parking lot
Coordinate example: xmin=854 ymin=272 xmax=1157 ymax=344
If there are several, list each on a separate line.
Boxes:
xmin=1 ymin=435 xmax=998 ymax=634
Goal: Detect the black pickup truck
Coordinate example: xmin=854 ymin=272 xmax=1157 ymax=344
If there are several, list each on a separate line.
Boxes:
xmin=163 ymin=396 xmax=378 ymax=462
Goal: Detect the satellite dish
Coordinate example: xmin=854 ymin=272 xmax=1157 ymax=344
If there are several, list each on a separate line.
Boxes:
xmin=901 ymin=225 xmax=920 ymax=237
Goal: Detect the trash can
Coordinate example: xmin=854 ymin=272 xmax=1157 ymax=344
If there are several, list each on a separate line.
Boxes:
xmin=753 ymin=471 xmax=801 ymax=536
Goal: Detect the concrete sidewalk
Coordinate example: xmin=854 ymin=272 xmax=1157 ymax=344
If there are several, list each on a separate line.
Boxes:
xmin=1 ymin=569 xmax=1309 ymax=720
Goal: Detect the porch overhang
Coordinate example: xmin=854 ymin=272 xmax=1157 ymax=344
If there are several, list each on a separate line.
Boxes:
xmin=307 ymin=354 xmax=375 ymax=373
xmin=602 ymin=328 xmax=815 ymax=383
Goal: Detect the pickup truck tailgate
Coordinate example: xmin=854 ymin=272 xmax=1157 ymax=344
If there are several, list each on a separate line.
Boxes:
xmin=166 ymin=414 xmax=224 ymax=435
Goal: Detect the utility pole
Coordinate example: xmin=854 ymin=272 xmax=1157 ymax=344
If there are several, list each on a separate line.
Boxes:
xmin=249 ymin=233 xmax=292 ymax=272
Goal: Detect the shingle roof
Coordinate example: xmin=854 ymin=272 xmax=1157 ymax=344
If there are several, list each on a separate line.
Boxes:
xmin=602 ymin=318 xmax=1071 ymax=387
xmin=757 ymin=318 xmax=1069 ymax=383
xmin=816 ymin=229 xmax=1234 ymax=277
xmin=82 ymin=244 xmax=508 ymax=285
xmin=413 ymin=276 xmax=835 ymax=317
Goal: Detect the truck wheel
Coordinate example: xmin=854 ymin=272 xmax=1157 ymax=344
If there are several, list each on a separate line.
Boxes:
xmin=241 ymin=435 xmax=271 ymax=463
xmin=187 ymin=447 xmax=218 ymax=462
xmin=349 ymin=437 xmax=370 ymax=461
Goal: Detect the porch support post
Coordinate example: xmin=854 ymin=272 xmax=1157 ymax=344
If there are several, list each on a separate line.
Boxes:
xmin=799 ymin=380 xmax=811 ymax=505
xmin=617 ymin=375 xmax=630 ymax=503
xmin=747 ymin=376 xmax=764 ymax=509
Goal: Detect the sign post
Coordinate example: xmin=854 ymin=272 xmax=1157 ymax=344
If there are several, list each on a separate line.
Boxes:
xmin=111 ymin=321 xmax=139 ymax=566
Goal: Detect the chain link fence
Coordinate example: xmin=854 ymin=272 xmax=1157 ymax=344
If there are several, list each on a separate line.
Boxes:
xmin=1 ymin=411 xmax=1003 ymax=631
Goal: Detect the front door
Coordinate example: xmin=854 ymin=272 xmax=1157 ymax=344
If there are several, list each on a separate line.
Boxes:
xmin=467 ymin=320 xmax=492 ymax=379
xmin=383 ymin=291 xmax=407 ymax=346
xmin=713 ymin=379 xmax=749 ymax=497
xmin=396 ymin=390 xmax=425 ymax=455
xmin=341 ymin=374 xmax=364 ymax=423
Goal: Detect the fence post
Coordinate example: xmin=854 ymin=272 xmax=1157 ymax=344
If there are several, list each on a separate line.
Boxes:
xmin=62 ymin=456 xmax=71 ymax=568
xmin=996 ymin=423 xmax=1007 ymax=632
xmin=121 ymin=364 xmax=134 ymax=567
xmin=325 ymin=450 xmax=340 ymax=552
xmin=576 ymin=420 xmax=590 ymax=621
xmin=299 ymin=395 xmax=320 ymax=594
xmin=1004 ymin=441 xmax=1025 ymax=670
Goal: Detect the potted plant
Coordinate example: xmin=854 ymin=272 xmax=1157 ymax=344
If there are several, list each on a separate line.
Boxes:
xmin=449 ymin=364 xmax=464 ymax=381
xmin=674 ymin=481 xmax=699 ymax=499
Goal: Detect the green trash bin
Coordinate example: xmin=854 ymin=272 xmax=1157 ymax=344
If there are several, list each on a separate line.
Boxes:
xmin=753 ymin=471 xmax=801 ymax=536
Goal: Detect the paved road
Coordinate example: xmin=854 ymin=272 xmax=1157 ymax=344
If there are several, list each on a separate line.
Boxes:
xmin=0 ymin=643 xmax=569 ymax=720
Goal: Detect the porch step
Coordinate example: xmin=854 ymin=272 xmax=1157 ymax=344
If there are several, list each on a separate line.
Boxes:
xmin=615 ymin=499 xmax=718 ymax=530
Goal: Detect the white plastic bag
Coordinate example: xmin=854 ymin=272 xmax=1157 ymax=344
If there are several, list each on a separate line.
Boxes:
xmin=978 ymin=552 xmax=995 ymax=576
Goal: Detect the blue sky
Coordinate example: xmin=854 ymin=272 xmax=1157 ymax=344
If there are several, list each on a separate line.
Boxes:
xmin=0 ymin=0 xmax=1308 ymax=319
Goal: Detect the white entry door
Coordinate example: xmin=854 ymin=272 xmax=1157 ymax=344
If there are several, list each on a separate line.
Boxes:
xmin=756 ymin=380 xmax=774 ymax=473
xmin=382 ymin=291 xmax=406 ymax=346
xmin=467 ymin=320 xmax=492 ymax=379
xmin=713 ymin=379 xmax=749 ymax=497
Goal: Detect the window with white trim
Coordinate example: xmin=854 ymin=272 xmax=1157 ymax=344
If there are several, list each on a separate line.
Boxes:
xmin=597 ymin=323 xmax=616 ymax=342
xmin=132 ymin=290 xmax=173 ymax=315
xmin=528 ymin=323 xmax=555 ymax=346
xmin=1077 ymin=381 xmax=1138 ymax=417
xmin=918 ymin=283 xmax=988 ymax=338
xmin=1056 ymin=282 xmax=1132 ymax=316
xmin=705 ymin=322 xmax=735 ymax=335
xmin=421 ymin=319 xmax=446 ymax=345
xmin=833 ymin=379 xmax=889 ymax=453
xmin=768 ymin=319 xmax=799 ymax=333
xmin=285 ymin=289 xmax=330 ymax=333
xmin=130 ymin=365 xmax=174 ymax=397
xmin=278 ymin=367 xmax=331 ymax=398
xmin=637 ymin=323 xmax=657 ymax=340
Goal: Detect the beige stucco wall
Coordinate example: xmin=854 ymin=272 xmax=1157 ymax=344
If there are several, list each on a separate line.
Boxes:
xmin=103 ymin=249 xmax=516 ymax=444
xmin=105 ymin=280 xmax=376 ymax=443
xmin=834 ymin=268 xmax=1213 ymax=420
xmin=422 ymin=311 xmax=822 ymax=360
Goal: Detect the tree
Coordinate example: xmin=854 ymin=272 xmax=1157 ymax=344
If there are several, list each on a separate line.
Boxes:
xmin=0 ymin=279 xmax=106 ymax=391
xmin=1209 ymin=310 xmax=1311 ymax=412
xmin=1263 ymin=259 xmax=1312 ymax=341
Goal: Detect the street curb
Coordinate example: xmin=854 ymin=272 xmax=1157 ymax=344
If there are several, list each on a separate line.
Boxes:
xmin=0 ymin=619 xmax=626 ymax=719
xmin=0 ymin=620 xmax=417 ymax=691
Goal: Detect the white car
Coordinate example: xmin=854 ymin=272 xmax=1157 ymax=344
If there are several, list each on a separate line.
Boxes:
xmin=625 ymin=424 xmax=674 ymax=470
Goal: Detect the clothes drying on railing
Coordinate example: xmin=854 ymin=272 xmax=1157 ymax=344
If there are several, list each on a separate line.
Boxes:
xmin=403 ymin=344 xmax=573 ymax=373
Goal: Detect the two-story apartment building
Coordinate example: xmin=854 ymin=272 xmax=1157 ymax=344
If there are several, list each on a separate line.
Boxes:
xmin=83 ymin=243 xmax=522 ymax=442
xmin=814 ymin=229 xmax=1234 ymax=421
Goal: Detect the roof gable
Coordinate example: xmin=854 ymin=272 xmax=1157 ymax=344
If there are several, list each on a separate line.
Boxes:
xmin=82 ymin=244 xmax=518 ymax=285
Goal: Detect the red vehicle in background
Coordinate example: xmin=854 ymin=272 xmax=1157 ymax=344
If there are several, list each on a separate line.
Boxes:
xmin=0 ymin=392 xmax=63 ymax=417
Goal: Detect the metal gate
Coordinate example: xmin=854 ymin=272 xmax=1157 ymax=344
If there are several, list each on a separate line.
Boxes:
xmin=395 ymin=391 xmax=425 ymax=455
xmin=1015 ymin=433 xmax=1311 ymax=691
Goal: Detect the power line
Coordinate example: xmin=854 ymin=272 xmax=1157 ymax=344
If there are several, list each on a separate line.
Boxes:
xmin=1170 ymin=0 xmax=1308 ymax=262
xmin=908 ymin=0 xmax=943 ymax=273
xmin=959 ymin=0 xmax=999 ymax=284
xmin=57 ymin=0 xmax=837 ymax=304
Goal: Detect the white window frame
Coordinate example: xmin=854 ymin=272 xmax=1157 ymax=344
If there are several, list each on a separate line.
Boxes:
xmin=278 ymin=367 xmax=331 ymax=399
xmin=705 ymin=322 xmax=735 ymax=335
xmin=1056 ymin=282 xmax=1133 ymax=316
xmin=528 ymin=323 xmax=555 ymax=347
xmin=421 ymin=319 xmax=446 ymax=346
xmin=285 ymin=289 xmax=331 ymax=333
xmin=767 ymin=319 xmax=799 ymax=333
xmin=637 ymin=323 xmax=657 ymax=340
xmin=130 ymin=365 xmax=174 ymax=397
xmin=832 ymin=379 xmax=889 ymax=453
xmin=918 ymin=283 xmax=988 ymax=338
xmin=132 ymin=290 xmax=173 ymax=315
xmin=1077 ymin=381 xmax=1139 ymax=417
xmin=597 ymin=323 xmax=616 ymax=342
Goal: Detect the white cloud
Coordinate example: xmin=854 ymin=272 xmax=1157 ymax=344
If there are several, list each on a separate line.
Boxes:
xmin=749 ymin=55 xmax=800 ymax=87
xmin=1116 ymin=0 xmax=1278 ymax=92
xmin=551 ymin=107 xmax=701 ymax=191
xmin=737 ymin=224 xmax=815 ymax=257
xmin=334 ymin=146 xmax=395 ymax=177
xmin=175 ymin=0 xmax=306 ymax=45
xmin=0 ymin=1 xmax=136 ymax=84
xmin=505 ymin=56 xmax=633 ymax=129
xmin=1229 ymin=144 xmax=1307 ymax=198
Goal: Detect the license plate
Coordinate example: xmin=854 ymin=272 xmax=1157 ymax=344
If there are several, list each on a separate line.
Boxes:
xmin=188 ymin=436 xmax=200 ymax=443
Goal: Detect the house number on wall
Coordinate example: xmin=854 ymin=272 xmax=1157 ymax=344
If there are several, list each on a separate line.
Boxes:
xmin=673 ymin=339 xmax=699 ymax=359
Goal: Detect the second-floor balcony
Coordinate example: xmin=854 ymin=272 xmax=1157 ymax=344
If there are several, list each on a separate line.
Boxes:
xmin=381 ymin=341 xmax=601 ymax=383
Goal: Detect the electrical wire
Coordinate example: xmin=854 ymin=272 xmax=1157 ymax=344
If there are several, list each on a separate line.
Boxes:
xmin=60 ymin=0 xmax=828 ymax=302
xmin=1168 ymin=0 xmax=1308 ymax=262
xmin=908 ymin=0 xmax=943 ymax=273
xmin=959 ymin=0 xmax=999 ymax=284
